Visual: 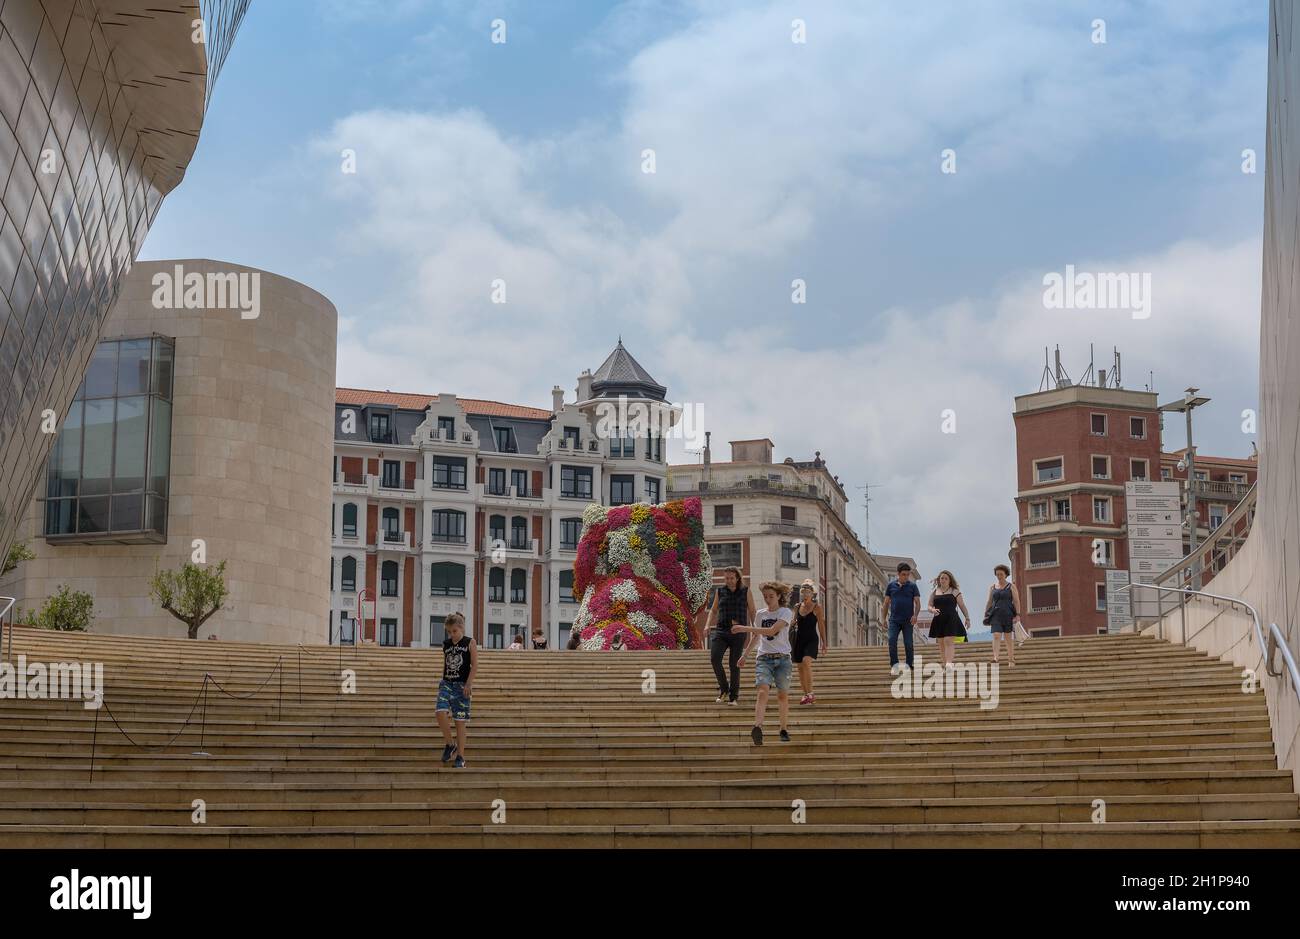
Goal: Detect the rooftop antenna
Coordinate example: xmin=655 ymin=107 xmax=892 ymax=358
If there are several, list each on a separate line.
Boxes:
xmin=1112 ymin=347 xmax=1122 ymax=389
xmin=857 ymin=483 xmax=883 ymax=551
xmin=1038 ymin=347 xmax=1053 ymax=392
xmin=1080 ymin=343 xmax=1096 ymax=387
xmin=1053 ymin=345 xmax=1073 ymax=388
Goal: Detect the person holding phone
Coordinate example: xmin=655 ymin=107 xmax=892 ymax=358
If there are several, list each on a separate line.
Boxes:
xmin=731 ymin=581 xmax=794 ymax=746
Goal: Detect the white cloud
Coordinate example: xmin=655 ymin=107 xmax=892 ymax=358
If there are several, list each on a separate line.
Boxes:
xmin=309 ymin=0 xmax=1263 ymax=587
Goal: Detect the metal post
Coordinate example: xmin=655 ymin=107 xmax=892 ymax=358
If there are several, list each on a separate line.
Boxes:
xmin=88 ymin=704 xmax=99 ymax=783
xmin=1185 ymin=404 xmax=1200 ymax=589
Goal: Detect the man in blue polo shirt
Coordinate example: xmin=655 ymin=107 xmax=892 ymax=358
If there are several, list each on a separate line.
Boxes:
xmin=885 ymin=562 xmax=921 ymax=676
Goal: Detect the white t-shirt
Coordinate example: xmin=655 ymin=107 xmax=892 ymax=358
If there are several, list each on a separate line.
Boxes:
xmin=754 ymin=607 xmax=794 ymax=655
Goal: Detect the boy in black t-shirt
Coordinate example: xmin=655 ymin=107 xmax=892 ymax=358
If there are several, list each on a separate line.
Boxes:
xmin=436 ymin=613 xmax=476 ymax=769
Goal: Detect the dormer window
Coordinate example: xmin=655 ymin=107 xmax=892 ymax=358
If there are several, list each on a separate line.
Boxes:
xmin=369 ymin=411 xmax=391 ymax=443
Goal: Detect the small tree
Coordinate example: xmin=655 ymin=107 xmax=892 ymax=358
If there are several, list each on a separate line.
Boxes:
xmin=3 ymin=541 xmax=35 ymax=575
xmin=149 ymin=561 xmax=229 ymax=639
xmin=28 ymin=585 xmax=94 ymax=632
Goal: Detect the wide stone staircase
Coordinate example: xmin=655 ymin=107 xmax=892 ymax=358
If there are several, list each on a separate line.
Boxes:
xmin=0 ymin=626 xmax=1296 ymax=847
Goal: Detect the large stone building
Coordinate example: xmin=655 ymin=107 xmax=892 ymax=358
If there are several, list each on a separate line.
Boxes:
xmin=330 ymin=341 xmax=679 ymax=650
xmin=667 ymin=437 xmax=886 ymax=647
xmin=0 ymin=259 xmax=338 ymax=643
xmin=0 ymin=0 xmax=249 ymax=564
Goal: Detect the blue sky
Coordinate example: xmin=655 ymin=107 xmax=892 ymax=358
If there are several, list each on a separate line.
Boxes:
xmin=142 ymin=0 xmax=1269 ymax=587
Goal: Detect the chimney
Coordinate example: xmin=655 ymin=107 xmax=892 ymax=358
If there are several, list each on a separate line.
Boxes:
xmin=551 ymin=385 xmax=564 ymax=412
xmin=576 ymin=369 xmax=593 ymax=401
xmin=703 ymin=431 xmax=711 ymax=466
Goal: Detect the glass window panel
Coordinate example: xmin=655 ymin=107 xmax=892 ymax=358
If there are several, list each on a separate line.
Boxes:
xmin=111 ymin=492 xmax=143 ymax=531
xmin=80 ymin=398 xmax=113 ymax=495
xmin=145 ymin=493 xmax=167 ymax=534
xmin=151 ymin=337 xmax=174 ymax=399
xmin=113 ymin=395 xmax=147 ymax=491
xmin=115 ymin=338 xmax=150 ymax=395
xmin=44 ymin=498 xmax=76 ymax=535
xmin=83 ymin=341 xmax=117 ymax=397
xmin=76 ymin=495 xmax=110 ymax=533
xmin=148 ymin=398 xmax=171 ymax=496
xmin=47 ymin=399 xmax=82 ymax=497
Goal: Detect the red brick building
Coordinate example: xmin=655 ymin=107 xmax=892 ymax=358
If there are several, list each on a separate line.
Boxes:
xmin=1009 ymin=383 xmax=1258 ymax=637
xmin=1009 ymin=384 xmax=1161 ymax=637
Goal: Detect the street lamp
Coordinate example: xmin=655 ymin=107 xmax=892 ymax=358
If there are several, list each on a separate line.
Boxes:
xmin=1159 ymin=387 xmax=1212 ymax=587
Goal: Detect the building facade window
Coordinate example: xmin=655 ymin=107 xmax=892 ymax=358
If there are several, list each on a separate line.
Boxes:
xmin=781 ymin=505 xmax=797 ymax=521
xmin=379 ymin=618 xmax=397 ymax=646
xmin=1029 ymin=583 xmax=1061 ymax=612
xmin=1095 ymin=583 xmax=1107 ymax=611
xmin=1027 ymin=540 xmax=1058 ymax=568
xmin=341 ymin=556 xmax=357 ymax=592
xmin=487 ymin=624 xmax=505 ymax=648
xmin=709 ymin=541 xmax=742 ymax=568
xmin=1091 ymin=455 xmax=1110 ymax=479
xmin=563 ymin=426 xmax=581 ymax=449
xmin=489 ymin=568 xmax=505 ymax=602
xmin=1129 ymin=416 xmax=1147 ymax=439
xmin=43 ymin=336 xmax=175 ymax=541
xmin=431 ymin=457 xmax=468 ymax=490
xmin=494 ymin=427 xmax=516 ymax=453
xmin=560 ymin=517 xmax=582 ymax=549
xmin=510 ymin=516 xmax=529 ymax=549
xmin=1092 ymin=497 xmax=1111 ymax=523
xmin=437 ymin=416 xmax=455 ymax=439
xmin=781 ymin=541 xmax=808 ymax=568
xmin=1094 ymin=539 xmax=1115 ymax=567
xmin=430 ymin=509 xmax=467 ymax=543
xmin=429 ymin=562 xmax=466 ymax=597
xmin=1053 ymin=497 xmax=1072 ymax=520
xmin=1130 ymin=459 xmax=1149 ymax=481
xmin=714 ymin=504 xmax=734 ymax=526
xmin=610 ymin=474 xmax=635 ymax=505
xmin=559 ymin=569 xmax=575 ymax=603
xmin=382 ymin=507 xmax=400 ymax=542
xmin=489 ymin=514 xmax=506 ymax=544
xmin=644 ymin=476 xmax=661 ymax=503
xmin=1090 ymin=413 xmax=1107 ymax=436
xmin=342 ymin=502 xmax=358 ymax=538
xmin=369 ymin=412 xmax=391 ymax=443
xmin=1028 ymin=501 xmax=1048 ymax=522
xmin=561 ymin=465 xmax=593 ymax=499
xmin=381 ymin=560 xmax=399 ymax=597
xmin=511 ymin=469 xmax=529 ymax=497
xmin=381 ymin=460 xmax=401 ymax=488
xmin=487 ymin=467 xmax=507 ymax=495
xmin=646 ymin=433 xmax=663 ymax=463
xmin=1034 ymin=457 xmax=1064 ymax=484
xmin=1209 ymin=504 xmax=1227 ymax=529
xmin=510 ymin=568 xmax=527 ymax=603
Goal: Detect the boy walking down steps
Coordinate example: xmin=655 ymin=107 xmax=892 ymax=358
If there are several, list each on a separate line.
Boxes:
xmin=436 ymin=613 xmax=476 ymax=769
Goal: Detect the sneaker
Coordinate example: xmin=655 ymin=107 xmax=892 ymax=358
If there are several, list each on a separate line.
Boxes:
xmin=890 ymin=664 xmax=901 ymax=677
xmin=799 ymin=694 xmax=812 ymax=706
xmin=441 ymin=744 xmax=457 ymax=764
xmin=715 ymin=693 xmax=727 ymax=704
xmin=454 ymin=756 xmax=466 ymax=769
xmin=728 ymin=698 xmax=739 ymax=706
xmin=807 ymin=693 xmax=816 ymax=704
xmin=751 ymin=726 xmax=764 ymax=746
xmin=779 ymin=729 xmax=790 ymax=742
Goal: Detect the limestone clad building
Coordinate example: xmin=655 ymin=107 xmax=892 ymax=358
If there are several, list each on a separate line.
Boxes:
xmin=0 ymin=259 xmax=337 ymax=643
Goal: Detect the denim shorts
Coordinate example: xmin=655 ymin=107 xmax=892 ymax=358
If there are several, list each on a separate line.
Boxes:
xmin=754 ymin=654 xmax=792 ymax=690
xmin=436 ymin=679 xmax=471 ymax=722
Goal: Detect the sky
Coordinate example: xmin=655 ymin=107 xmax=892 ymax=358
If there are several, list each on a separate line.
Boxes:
xmin=142 ymin=0 xmax=1269 ymax=592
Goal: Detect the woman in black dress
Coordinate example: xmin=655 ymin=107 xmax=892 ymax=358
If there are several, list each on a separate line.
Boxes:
xmin=927 ymin=570 xmax=973 ymax=669
xmin=791 ymin=580 xmax=826 ymax=705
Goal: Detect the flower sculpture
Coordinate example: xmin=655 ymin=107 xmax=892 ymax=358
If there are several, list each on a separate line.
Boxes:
xmin=571 ymin=497 xmax=713 ymax=650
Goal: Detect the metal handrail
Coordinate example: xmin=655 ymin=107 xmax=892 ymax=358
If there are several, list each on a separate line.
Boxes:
xmin=1118 ymin=584 xmax=1298 ymax=709
xmin=0 ymin=597 xmax=14 ymax=663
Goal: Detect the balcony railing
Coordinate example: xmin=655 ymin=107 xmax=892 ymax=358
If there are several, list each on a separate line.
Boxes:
xmin=1188 ymin=478 xmax=1253 ymax=501
xmin=379 ymin=477 xmax=415 ymax=491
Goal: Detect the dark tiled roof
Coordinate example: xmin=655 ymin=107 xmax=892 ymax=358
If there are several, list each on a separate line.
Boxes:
xmin=590 ymin=340 xmax=667 ymax=400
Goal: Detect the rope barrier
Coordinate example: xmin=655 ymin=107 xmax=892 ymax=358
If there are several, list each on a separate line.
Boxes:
xmin=87 ymin=656 xmax=284 ymax=782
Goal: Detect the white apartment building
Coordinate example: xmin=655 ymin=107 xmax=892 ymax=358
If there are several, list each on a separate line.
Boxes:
xmin=330 ymin=341 xmax=679 ymax=649
xmin=666 ymin=438 xmax=888 ymax=647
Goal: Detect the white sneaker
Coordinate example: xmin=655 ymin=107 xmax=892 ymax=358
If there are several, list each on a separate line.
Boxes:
xmin=890 ymin=664 xmax=901 ymax=677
